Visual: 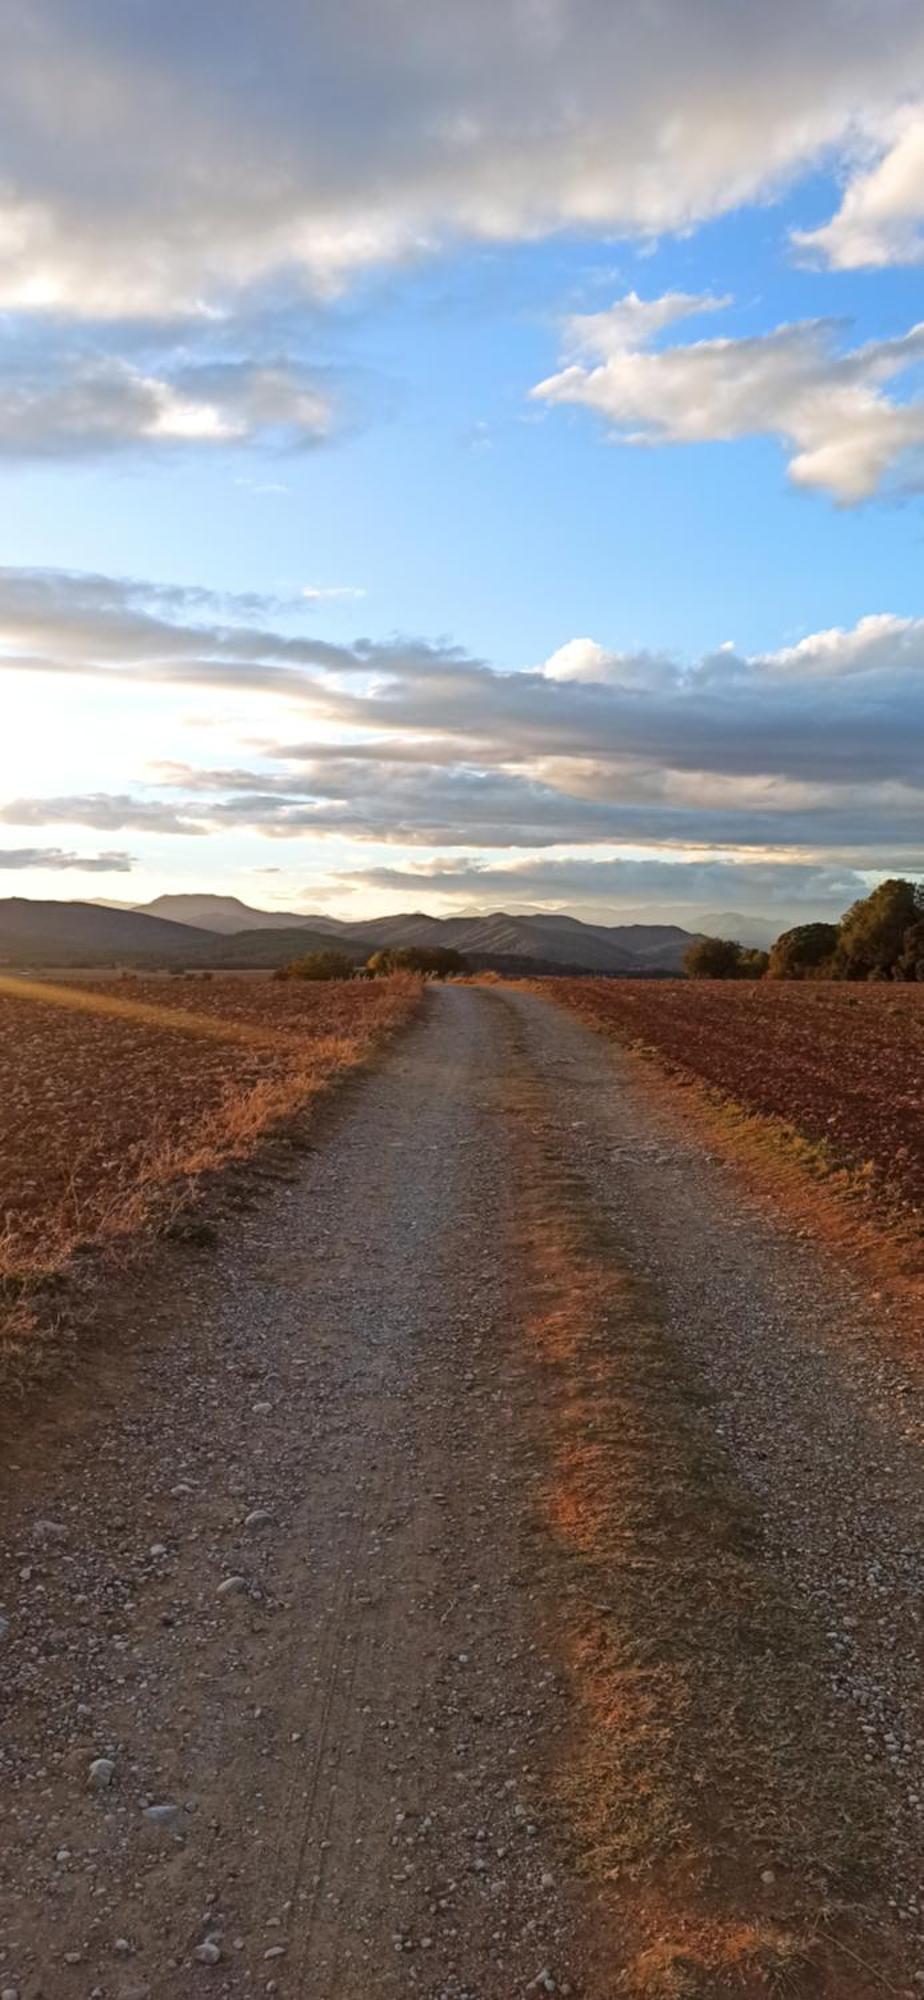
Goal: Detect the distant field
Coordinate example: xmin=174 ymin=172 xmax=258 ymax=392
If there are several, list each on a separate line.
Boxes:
xmin=543 ymin=979 xmax=924 ymax=1218
xmin=0 ymin=971 xmax=421 ymax=1295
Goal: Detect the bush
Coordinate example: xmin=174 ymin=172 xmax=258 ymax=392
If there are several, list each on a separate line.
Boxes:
xmin=365 ymin=945 xmax=467 ymax=977
xmin=766 ymin=923 xmax=839 ymax=981
xmin=279 ymin=948 xmax=355 ymax=982
xmin=683 ymin=936 xmax=748 ymax=979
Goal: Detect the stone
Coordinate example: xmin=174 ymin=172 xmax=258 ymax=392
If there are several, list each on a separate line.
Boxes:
xmin=88 ymin=1756 xmax=115 ymax=1790
xmin=143 ymin=1803 xmax=180 ymax=1827
xmin=194 ymin=1939 xmax=222 ymax=1965
xmin=244 ymin=1509 xmax=273 ymax=1530
xmin=217 ymin=1575 xmax=247 ymax=1599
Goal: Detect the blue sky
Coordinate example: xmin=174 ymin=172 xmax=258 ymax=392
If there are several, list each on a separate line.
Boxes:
xmin=1 ymin=0 xmax=923 ymax=925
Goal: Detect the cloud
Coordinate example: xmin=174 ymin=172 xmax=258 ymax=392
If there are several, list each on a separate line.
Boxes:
xmin=532 ymin=293 xmax=924 ymax=501
xmin=1 ymin=567 xmax=922 ymax=877
xmin=300 ymin=584 xmax=367 ymax=603
xmin=0 ymin=793 xmax=208 ymax=835
xmin=0 ymin=354 xmax=340 ymax=457
xmin=1 ymin=4 xmax=924 ymax=318
xmin=795 ymin=110 xmax=924 ymax=268
xmin=334 ymin=854 xmax=870 ymax=916
xmin=0 ymin=846 xmax=133 ymax=871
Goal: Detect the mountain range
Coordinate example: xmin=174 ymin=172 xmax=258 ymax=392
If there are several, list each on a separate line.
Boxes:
xmin=0 ymin=894 xmax=716 ymax=975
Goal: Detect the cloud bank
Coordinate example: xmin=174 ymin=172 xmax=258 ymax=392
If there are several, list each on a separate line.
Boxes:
xmin=1 ymin=2 xmax=923 ymax=323
xmin=0 ymin=568 xmax=920 ymax=918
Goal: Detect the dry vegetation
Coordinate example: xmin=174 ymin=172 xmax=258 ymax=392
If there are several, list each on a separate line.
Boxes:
xmin=543 ymin=979 xmax=924 ymax=1223
xmin=0 ymin=970 xmax=421 ymax=1378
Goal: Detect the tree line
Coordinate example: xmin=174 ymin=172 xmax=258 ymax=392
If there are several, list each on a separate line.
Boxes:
xmin=275 ymin=944 xmax=467 ymax=981
xmin=684 ymin=878 xmax=924 ymax=982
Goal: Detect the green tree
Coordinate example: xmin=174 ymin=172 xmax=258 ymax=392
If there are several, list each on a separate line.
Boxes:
xmin=766 ymin=923 xmax=839 ymax=981
xmin=683 ymin=936 xmax=746 ymax=979
xmin=897 ymin=917 xmax=924 ymax=983
xmin=837 ymin=878 xmax=923 ymax=981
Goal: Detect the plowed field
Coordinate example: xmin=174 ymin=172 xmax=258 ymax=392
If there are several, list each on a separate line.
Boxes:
xmin=543 ymin=979 xmax=924 ymax=1217
xmin=0 ymin=971 xmax=420 ymax=1282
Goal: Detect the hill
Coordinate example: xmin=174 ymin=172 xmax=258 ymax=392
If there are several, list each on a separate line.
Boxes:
xmin=0 ymin=897 xmax=700 ymax=973
xmin=0 ymin=898 xmax=214 ymax=966
xmin=138 ymin=894 xmax=327 ymax=934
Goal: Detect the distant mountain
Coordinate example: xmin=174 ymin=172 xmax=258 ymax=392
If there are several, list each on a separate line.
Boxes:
xmin=0 ymin=898 xmax=213 ymax=965
xmin=0 ymin=896 xmax=700 ymax=973
xmin=700 ymin=911 xmax=784 ymax=949
xmin=137 ymin=894 xmax=326 ymax=934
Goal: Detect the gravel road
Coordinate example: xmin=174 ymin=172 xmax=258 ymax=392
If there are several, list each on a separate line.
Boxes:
xmin=2 ymin=985 xmax=924 ymax=1998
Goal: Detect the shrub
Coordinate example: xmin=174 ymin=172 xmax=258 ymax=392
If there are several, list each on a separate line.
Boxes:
xmin=279 ymin=948 xmax=355 ymax=981
xmin=766 ymin=923 xmax=839 ymax=981
xmin=365 ymin=945 xmax=466 ymax=977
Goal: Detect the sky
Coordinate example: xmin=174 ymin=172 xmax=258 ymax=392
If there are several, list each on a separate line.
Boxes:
xmin=0 ymin=0 xmax=923 ymax=929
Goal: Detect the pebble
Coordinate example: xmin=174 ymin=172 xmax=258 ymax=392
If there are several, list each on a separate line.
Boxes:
xmin=0 ymin=1614 xmax=9 ymax=1643
xmin=217 ymin=1575 xmax=247 ymax=1598
xmin=143 ymin=1803 xmax=180 ymax=1827
xmin=88 ymin=1756 xmax=116 ymax=1790
xmin=245 ymin=1509 xmax=274 ymax=1530
xmin=1 ymin=1987 xmax=19 ymax=2000
xmin=194 ymin=1939 xmax=222 ymax=1965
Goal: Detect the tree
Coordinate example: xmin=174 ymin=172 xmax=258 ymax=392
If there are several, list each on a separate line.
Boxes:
xmin=683 ymin=936 xmax=747 ymax=980
xmin=279 ymin=948 xmax=355 ymax=981
xmin=897 ymin=917 xmax=924 ymax=983
xmin=366 ymin=945 xmax=466 ymax=977
xmin=766 ymin=923 xmax=839 ymax=981
xmin=739 ymin=947 xmax=770 ymax=978
xmin=836 ymin=878 xmax=923 ymax=980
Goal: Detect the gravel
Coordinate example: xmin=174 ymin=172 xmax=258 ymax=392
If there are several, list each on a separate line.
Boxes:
xmin=2 ymin=984 xmax=923 ymax=1995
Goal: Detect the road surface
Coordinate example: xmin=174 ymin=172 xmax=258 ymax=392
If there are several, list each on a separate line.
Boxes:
xmin=2 ymin=985 xmax=924 ymax=1998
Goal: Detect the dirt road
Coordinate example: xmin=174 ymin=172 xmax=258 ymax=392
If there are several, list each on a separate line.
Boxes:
xmin=3 ymin=986 xmax=924 ymax=1997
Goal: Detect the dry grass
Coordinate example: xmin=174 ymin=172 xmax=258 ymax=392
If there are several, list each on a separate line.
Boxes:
xmin=0 ymin=970 xmax=422 ymax=1387
xmin=503 ymin=1061 xmax=910 ymax=1995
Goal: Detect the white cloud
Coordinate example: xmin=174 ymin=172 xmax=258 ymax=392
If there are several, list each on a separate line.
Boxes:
xmin=533 ymin=294 xmax=924 ymax=501
xmin=1 ymin=4 xmax=924 ymax=318
xmin=795 ymin=109 xmax=924 ymax=268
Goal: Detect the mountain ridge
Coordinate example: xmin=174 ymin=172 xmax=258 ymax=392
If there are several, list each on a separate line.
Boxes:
xmin=1 ymin=894 xmax=707 ymax=973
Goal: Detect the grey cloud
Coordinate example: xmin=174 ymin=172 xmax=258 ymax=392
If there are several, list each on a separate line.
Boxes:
xmin=0 ymin=354 xmax=342 ymax=458
xmin=2 ymin=566 xmax=922 ymax=869
xmin=0 ymin=846 xmax=133 ymax=871
xmin=1 ymin=3 xmax=923 ymax=317
xmin=0 ymin=793 xmax=209 ymax=835
xmin=336 ymin=856 xmax=872 ymax=915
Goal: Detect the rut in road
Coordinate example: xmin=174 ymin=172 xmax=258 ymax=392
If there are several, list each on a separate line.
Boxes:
xmin=1 ymin=984 xmax=923 ymax=1998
